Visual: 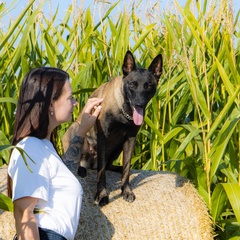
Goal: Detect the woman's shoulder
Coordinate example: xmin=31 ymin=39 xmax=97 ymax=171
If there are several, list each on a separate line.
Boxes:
xmin=16 ymin=136 xmax=46 ymax=149
xmin=9 ymin=137 xmax=47 ymax=172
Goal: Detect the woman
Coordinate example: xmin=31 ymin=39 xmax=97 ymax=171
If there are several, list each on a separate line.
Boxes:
xmin=7 ymin=67 xmax=103 ymax=240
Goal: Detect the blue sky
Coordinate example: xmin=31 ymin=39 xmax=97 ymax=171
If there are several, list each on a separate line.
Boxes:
xmin=1 ymin=0 xmax=240 ymax=26
xmin=0 ymin=0 xmax=239 ymax=37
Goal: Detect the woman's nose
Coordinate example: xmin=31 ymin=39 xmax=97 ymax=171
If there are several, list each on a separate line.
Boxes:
xmin=73 ymin=98 xmax=78 ymax=106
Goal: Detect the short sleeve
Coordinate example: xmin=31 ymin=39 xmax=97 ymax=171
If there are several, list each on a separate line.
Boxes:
xmin=8 ymin=138 xmax=50 ymax=202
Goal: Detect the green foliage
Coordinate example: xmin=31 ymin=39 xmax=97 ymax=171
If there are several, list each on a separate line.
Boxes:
xmin=0 ymin=0 xmax=239 ymax=238
xmin=0 ymin=192 xmax=13 ymax=212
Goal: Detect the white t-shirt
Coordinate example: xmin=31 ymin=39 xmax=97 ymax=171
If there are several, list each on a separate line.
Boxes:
xmin=8 ymin=136 xmax=83 ymax=240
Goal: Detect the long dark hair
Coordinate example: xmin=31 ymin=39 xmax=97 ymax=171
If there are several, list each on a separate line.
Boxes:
xmin=8 ymin=67 xmax=69 ymax=197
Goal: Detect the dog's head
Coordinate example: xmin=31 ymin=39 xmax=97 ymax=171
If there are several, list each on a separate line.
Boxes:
xmin=122 ymin=50 xmax=163 ymax=126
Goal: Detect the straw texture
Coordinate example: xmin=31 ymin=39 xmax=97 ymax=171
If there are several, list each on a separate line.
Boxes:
xmin=0 ymin=166 xmax=213 ymax=240
xmin=0 ymin=166 xmax=15 ymax=240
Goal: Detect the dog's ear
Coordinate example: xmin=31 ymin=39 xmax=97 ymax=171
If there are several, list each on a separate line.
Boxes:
xmin=148 ymin=54 xmax=163 ymax=81
xmin=122 ymin=50 xmax=137 ymax=76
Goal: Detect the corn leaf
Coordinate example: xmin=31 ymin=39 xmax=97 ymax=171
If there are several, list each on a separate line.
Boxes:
xmin=0 ymin=193 xmax=13 ymax=212
xmin=221 ymin=183 xmax=240 ymax=223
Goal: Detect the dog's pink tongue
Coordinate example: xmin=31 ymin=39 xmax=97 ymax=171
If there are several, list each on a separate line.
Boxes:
xmin=133 ymin=107 xmax=143 ymax=126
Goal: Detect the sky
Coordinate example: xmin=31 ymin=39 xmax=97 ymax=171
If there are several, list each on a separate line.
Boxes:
xmin=1 ymin=0 xmax=240 ymax=28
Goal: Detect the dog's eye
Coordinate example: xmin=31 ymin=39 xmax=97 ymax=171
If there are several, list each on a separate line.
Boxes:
xmin=129 ymin=81 xmax=138 ymax=88
xmin=144 ymin=82 xmax=152 ymax=90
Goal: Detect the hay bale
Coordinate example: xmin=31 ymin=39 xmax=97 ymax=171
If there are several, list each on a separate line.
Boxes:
xmin=0 ymin=166 xmax=213 ymax=240
xmin=0 ymin=166 xmax=16 ymax=240
xmin=76 ymin=170 xmax=213 ymax=240
xmin=0 ymin=210 xmax=15 ymax=240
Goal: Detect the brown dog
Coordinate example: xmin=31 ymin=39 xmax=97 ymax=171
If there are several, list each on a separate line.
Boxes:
xmin=62 ymin=51 xmax=163 ymax=206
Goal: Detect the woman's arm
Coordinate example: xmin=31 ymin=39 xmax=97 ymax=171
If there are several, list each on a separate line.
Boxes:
xmin=62 ymin=135 xmax=84 ymax=171
xmin=14 ymin=197 xmax=39 ymax=240
xmin=62 ymin=97 xmax=102 ymax=172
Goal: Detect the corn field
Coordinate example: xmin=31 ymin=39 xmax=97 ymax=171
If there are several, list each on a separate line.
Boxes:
xmin=0 ymin=0 xmax=239 ymax=239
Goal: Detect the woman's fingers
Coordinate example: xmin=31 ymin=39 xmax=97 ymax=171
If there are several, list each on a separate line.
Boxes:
xmin=84 ymin=98 xmax=103 ymax=114
xmin=91 ymin=105 xmax=102 ymax=118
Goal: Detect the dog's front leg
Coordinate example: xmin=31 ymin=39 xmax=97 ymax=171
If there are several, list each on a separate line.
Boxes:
xmin=121 ymin=137 xmax=136 ymax=202
xmin=95 ymin=132 xmax=109 ymax=206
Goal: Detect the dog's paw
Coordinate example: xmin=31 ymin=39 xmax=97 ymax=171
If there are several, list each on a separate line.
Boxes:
xmin=99 ymin=196 xmax=109 ymax=206
xmin=122 ymin=191 xmax=136 ymax=203
xmin=77 ymin=166 xmax=87 ymax=177
xmin=95 ymin=192 xmax=109 ymax=206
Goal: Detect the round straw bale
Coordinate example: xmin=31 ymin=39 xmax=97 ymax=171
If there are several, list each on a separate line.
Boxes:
xmin=0 ymin=166 xmax=16 ymax=240
xmin=0 ymin=166 xmax=213 ymax=240
xmin=75 ymin=169 xmax=213 ymax=240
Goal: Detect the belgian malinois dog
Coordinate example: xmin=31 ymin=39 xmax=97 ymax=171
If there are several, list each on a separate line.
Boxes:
xmin=62 ymin=51 xmax=163 ymax=206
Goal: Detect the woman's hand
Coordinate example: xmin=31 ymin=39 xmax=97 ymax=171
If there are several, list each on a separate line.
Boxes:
xmin=76 ymin=98 xmax=103 ymax=137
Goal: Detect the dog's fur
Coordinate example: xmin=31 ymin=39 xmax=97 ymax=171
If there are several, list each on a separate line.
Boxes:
xmin=62 ymin=51 xmax=163 ymax=206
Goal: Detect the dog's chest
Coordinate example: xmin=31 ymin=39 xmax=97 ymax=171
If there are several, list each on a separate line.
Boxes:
xmin=103 ymin=113 xmax=139 ymax=139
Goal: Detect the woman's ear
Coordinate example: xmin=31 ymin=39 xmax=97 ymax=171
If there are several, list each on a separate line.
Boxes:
xmin=49 ymin=102 xmax=54 ymax=114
